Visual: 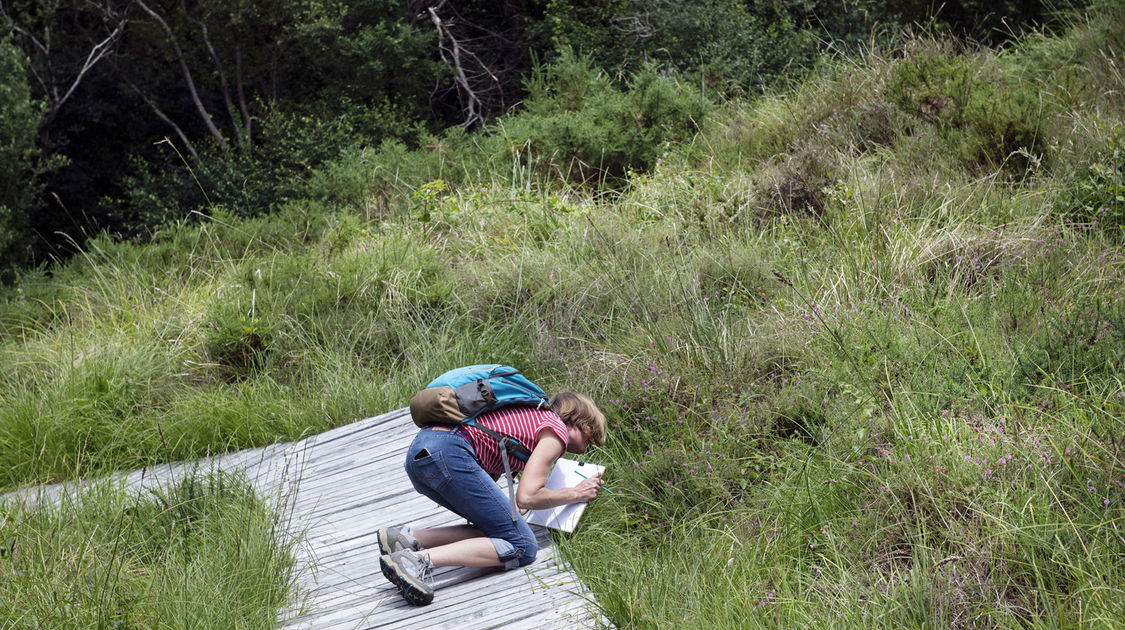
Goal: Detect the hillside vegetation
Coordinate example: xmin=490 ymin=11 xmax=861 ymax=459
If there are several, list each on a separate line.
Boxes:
xmin=2 ymin=5 xmax=1125 ymax=628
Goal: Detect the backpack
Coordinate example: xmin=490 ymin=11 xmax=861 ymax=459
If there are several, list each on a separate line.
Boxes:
xmin=409 ymin=364 xmax=549 ymax=430
xmin=408 ymin=364 xmax=551 ymax=520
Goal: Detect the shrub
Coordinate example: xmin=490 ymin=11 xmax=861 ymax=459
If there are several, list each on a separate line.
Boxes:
xmin=0 ymin=36 xmax=57 ymax=282
xmin=961 ymin=85 xmax=1048 ymax=172
xmin=1013 ymin=301 xmax=1125 ymax=396
xmin=886 ymin=50 xmax=977 ymax=128
xmin=310 ymin=52 xmax=705 ymax=204
xmin=114 ymin=101 xmax=418 ymax=232
xmin=887 ymin=46 xmax=1050 ymax=173
xmin=309 ymin=126 xmax=505 ymax=217
xmin=763 ymin=148 xmax=837 ymax=219
xmin=1064 ymin=122 xmax=1125 ymax=235
xmin=204 ymin=293 xmax=277 ymax=380
xmin=510 ymin=50 xmax=708 ymax=183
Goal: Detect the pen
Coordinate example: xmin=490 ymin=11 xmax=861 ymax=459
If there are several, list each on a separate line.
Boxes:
xmin=573 ymin=469 xmax=615 ymax=494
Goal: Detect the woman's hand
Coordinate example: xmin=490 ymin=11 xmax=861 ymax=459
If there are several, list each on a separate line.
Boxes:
xmin=571 ymin=471 xmax=603 ymax=503
xmin=518 ymin=428 xmax=608 ymax=510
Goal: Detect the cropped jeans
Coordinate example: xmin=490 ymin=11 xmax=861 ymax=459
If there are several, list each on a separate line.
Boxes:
xmin=404 ymin=426 xmax=538 ymax=568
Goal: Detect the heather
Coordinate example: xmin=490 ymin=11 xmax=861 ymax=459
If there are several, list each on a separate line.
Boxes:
xmin=2 ymin=6 xmax=1124 ymax=628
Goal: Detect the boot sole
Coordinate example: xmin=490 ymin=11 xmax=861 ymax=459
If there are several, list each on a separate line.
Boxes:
xmin=376 ymin=529 xmax=412 ymax=587
xmin=376 ymin=530 xmax=396 ymax=586
xmin=379 ymin=554 xmax=434 ymax=606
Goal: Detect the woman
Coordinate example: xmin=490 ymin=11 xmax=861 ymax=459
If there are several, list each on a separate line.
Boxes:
xmin=377 ymin=392 xmax=607 ymax=606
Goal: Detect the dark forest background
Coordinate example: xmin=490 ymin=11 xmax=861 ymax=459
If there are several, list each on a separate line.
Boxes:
xmin=1 ymin=0 xmax=1086 ymax=281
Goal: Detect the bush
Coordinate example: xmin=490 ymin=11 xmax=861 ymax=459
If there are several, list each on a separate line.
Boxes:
xmin=509 ymin=50 xmax=708 ymax=183
xmin=887 ymin=46 xmax=1051 ymax=173
xmin=204 ymin=298 xmax=276 ymax=380
xmin=1014 ymin=301 xmax=1125 ymax=396
xmin=114 ymin=101 xmax=419 ymax=232
xmin=1065 ymin=122 xmax=1125 ymax=235
xmin=538 ymin=0 xmax=1088 ymax=99
xmin=961 ymin=84 xmax=1048 ymax=172
xmin=310 ymin=127 xmax=502 ymax=217
xmin=309 ymin=51 xmax=708 ymax=204
xmin=0 ymin=36 xmax=54 ymax=282
xmin=886 ymin=51 xmax=975 ymax=128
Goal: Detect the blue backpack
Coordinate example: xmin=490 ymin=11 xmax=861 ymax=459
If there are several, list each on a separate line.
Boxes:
xmin=408 ymin=364 xmax=550 ymax=520
xmin=409 ymin=364 xmax=549 ymax=429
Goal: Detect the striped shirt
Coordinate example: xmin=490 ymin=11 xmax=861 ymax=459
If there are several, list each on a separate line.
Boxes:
xmin=462 ymin=407 xmax=569 ymax=475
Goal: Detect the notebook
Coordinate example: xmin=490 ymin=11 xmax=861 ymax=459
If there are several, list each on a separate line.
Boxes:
xmin=524 ymin=458 xmax=605 ymax=533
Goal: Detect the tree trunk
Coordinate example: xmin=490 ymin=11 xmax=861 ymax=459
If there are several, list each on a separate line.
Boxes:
xmin=134 ymin=0 xmax=229 ymax=152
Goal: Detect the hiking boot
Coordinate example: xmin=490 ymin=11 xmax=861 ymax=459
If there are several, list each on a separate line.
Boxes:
xmin=380 ymin=549 xmax=434 ymax=606
xmin=377 ymin=526 xmax=420 ymax=556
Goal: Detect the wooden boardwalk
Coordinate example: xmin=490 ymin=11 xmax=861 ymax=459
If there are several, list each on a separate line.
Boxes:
xmin=7 ymin=408 xmax=605 ymax=630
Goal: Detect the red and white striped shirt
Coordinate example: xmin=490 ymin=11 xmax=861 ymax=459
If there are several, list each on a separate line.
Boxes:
xmin=461 ymin=407 xmax=568 ymax=475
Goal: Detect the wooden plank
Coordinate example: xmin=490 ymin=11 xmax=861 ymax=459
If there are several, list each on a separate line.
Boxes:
xmin=288 ymin=562 xmax=585 ymax=630
xmin=300 ymin=411 xmax=412 ymax=457
xmin=289 ymin=526 xmax=563 ymax=595
xmin=301 ymin=569 xmax=585 ymax=626
xmin=297 ymin=520 xmax=562 ymax=574
xmin=295 ymin=542 xmax=570 ymax=602
xmin=285 ymin=451 xmax=417 ymax=498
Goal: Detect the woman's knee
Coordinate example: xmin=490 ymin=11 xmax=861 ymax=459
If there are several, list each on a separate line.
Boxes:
xmin=492 ymin=532 xmax=538 ymax=568
xmin=513 ymin=532 xmax=538 ymax=567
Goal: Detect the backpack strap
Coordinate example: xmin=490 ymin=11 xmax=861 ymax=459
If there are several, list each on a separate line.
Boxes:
xmin=460 ymin=418 xmax=532 ymax=461
xmin=461 ymin=417 xmax=532 ymax=521
xmin=499 ymin=441 xmax=518 ymax=521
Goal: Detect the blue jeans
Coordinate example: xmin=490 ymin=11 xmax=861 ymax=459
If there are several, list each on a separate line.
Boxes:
xmin=404 ymin=426 xmax=538 ymax=568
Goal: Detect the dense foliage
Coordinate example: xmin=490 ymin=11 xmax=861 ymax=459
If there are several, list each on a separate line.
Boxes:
xmin=0 ymin=0 xmax=1090 ymax=277
xmin=0 ymin=35 xmax=49 ymax=280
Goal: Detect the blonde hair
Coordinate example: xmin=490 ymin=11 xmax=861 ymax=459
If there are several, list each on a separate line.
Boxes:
xmin=549 ymin=392 xmax=606 ymax=447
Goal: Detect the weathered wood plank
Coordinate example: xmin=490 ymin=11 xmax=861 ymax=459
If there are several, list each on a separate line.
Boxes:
xmin=283 ymin=543 xmax=587 ymax=628
xmin=295 ymin=534 xmax=567 ymax=603
xmin=290 ymin=559 xmax=592 ymax=630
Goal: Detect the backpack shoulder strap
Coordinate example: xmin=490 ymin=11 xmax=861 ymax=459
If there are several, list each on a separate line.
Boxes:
xmin=461 ymin=417 xmax=530 ymax=522
xmin=460 ymin=417 xmax=532 ymax=461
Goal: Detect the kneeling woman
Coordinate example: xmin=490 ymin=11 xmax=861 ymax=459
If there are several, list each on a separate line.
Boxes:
xmin=378 ymin=392 xmax=607 ymax=605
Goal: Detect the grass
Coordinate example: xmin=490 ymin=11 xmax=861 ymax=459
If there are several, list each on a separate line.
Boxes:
xmin=0 ymin=471 xmax=298 ymax=629
xmin=1 ymin=4 xmax=1125 ymax=628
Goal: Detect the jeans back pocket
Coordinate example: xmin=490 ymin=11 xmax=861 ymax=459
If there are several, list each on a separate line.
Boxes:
xmin=407 ymin=447 xmax=450 ymax=492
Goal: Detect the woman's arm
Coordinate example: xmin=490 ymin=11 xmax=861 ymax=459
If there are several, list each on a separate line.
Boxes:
xmin=515 ymin=428 xmax=603 ymax=511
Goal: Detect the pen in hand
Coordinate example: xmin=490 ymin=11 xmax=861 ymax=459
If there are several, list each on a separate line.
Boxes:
xmin=573 ymin=469 xmax=615 ymax=494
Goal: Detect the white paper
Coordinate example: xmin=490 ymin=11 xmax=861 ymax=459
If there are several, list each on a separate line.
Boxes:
xmin=523 ymin=458 xmax=605 ymax=533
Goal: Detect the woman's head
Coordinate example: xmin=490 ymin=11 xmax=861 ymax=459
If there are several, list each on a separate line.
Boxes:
xmin=550 ymin=392 xmax=606 ymax=450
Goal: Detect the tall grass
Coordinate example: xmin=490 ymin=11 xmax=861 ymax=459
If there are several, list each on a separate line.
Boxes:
xmin=1 ymin=5 xmax=1123 ymax=627
xmin=0 ymin=471 xmax=298 ymax=628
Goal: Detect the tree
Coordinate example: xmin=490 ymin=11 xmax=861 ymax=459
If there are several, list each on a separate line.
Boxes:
xmin=408 ymin=0 xmax=541 ymax=127
xmin=0 ymin=0 xmax=126 ymax=138
xmin=111 ymin=0 xmax=297 ymax=161
xmin=0 ymin=34 xmax=49 ymax=279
